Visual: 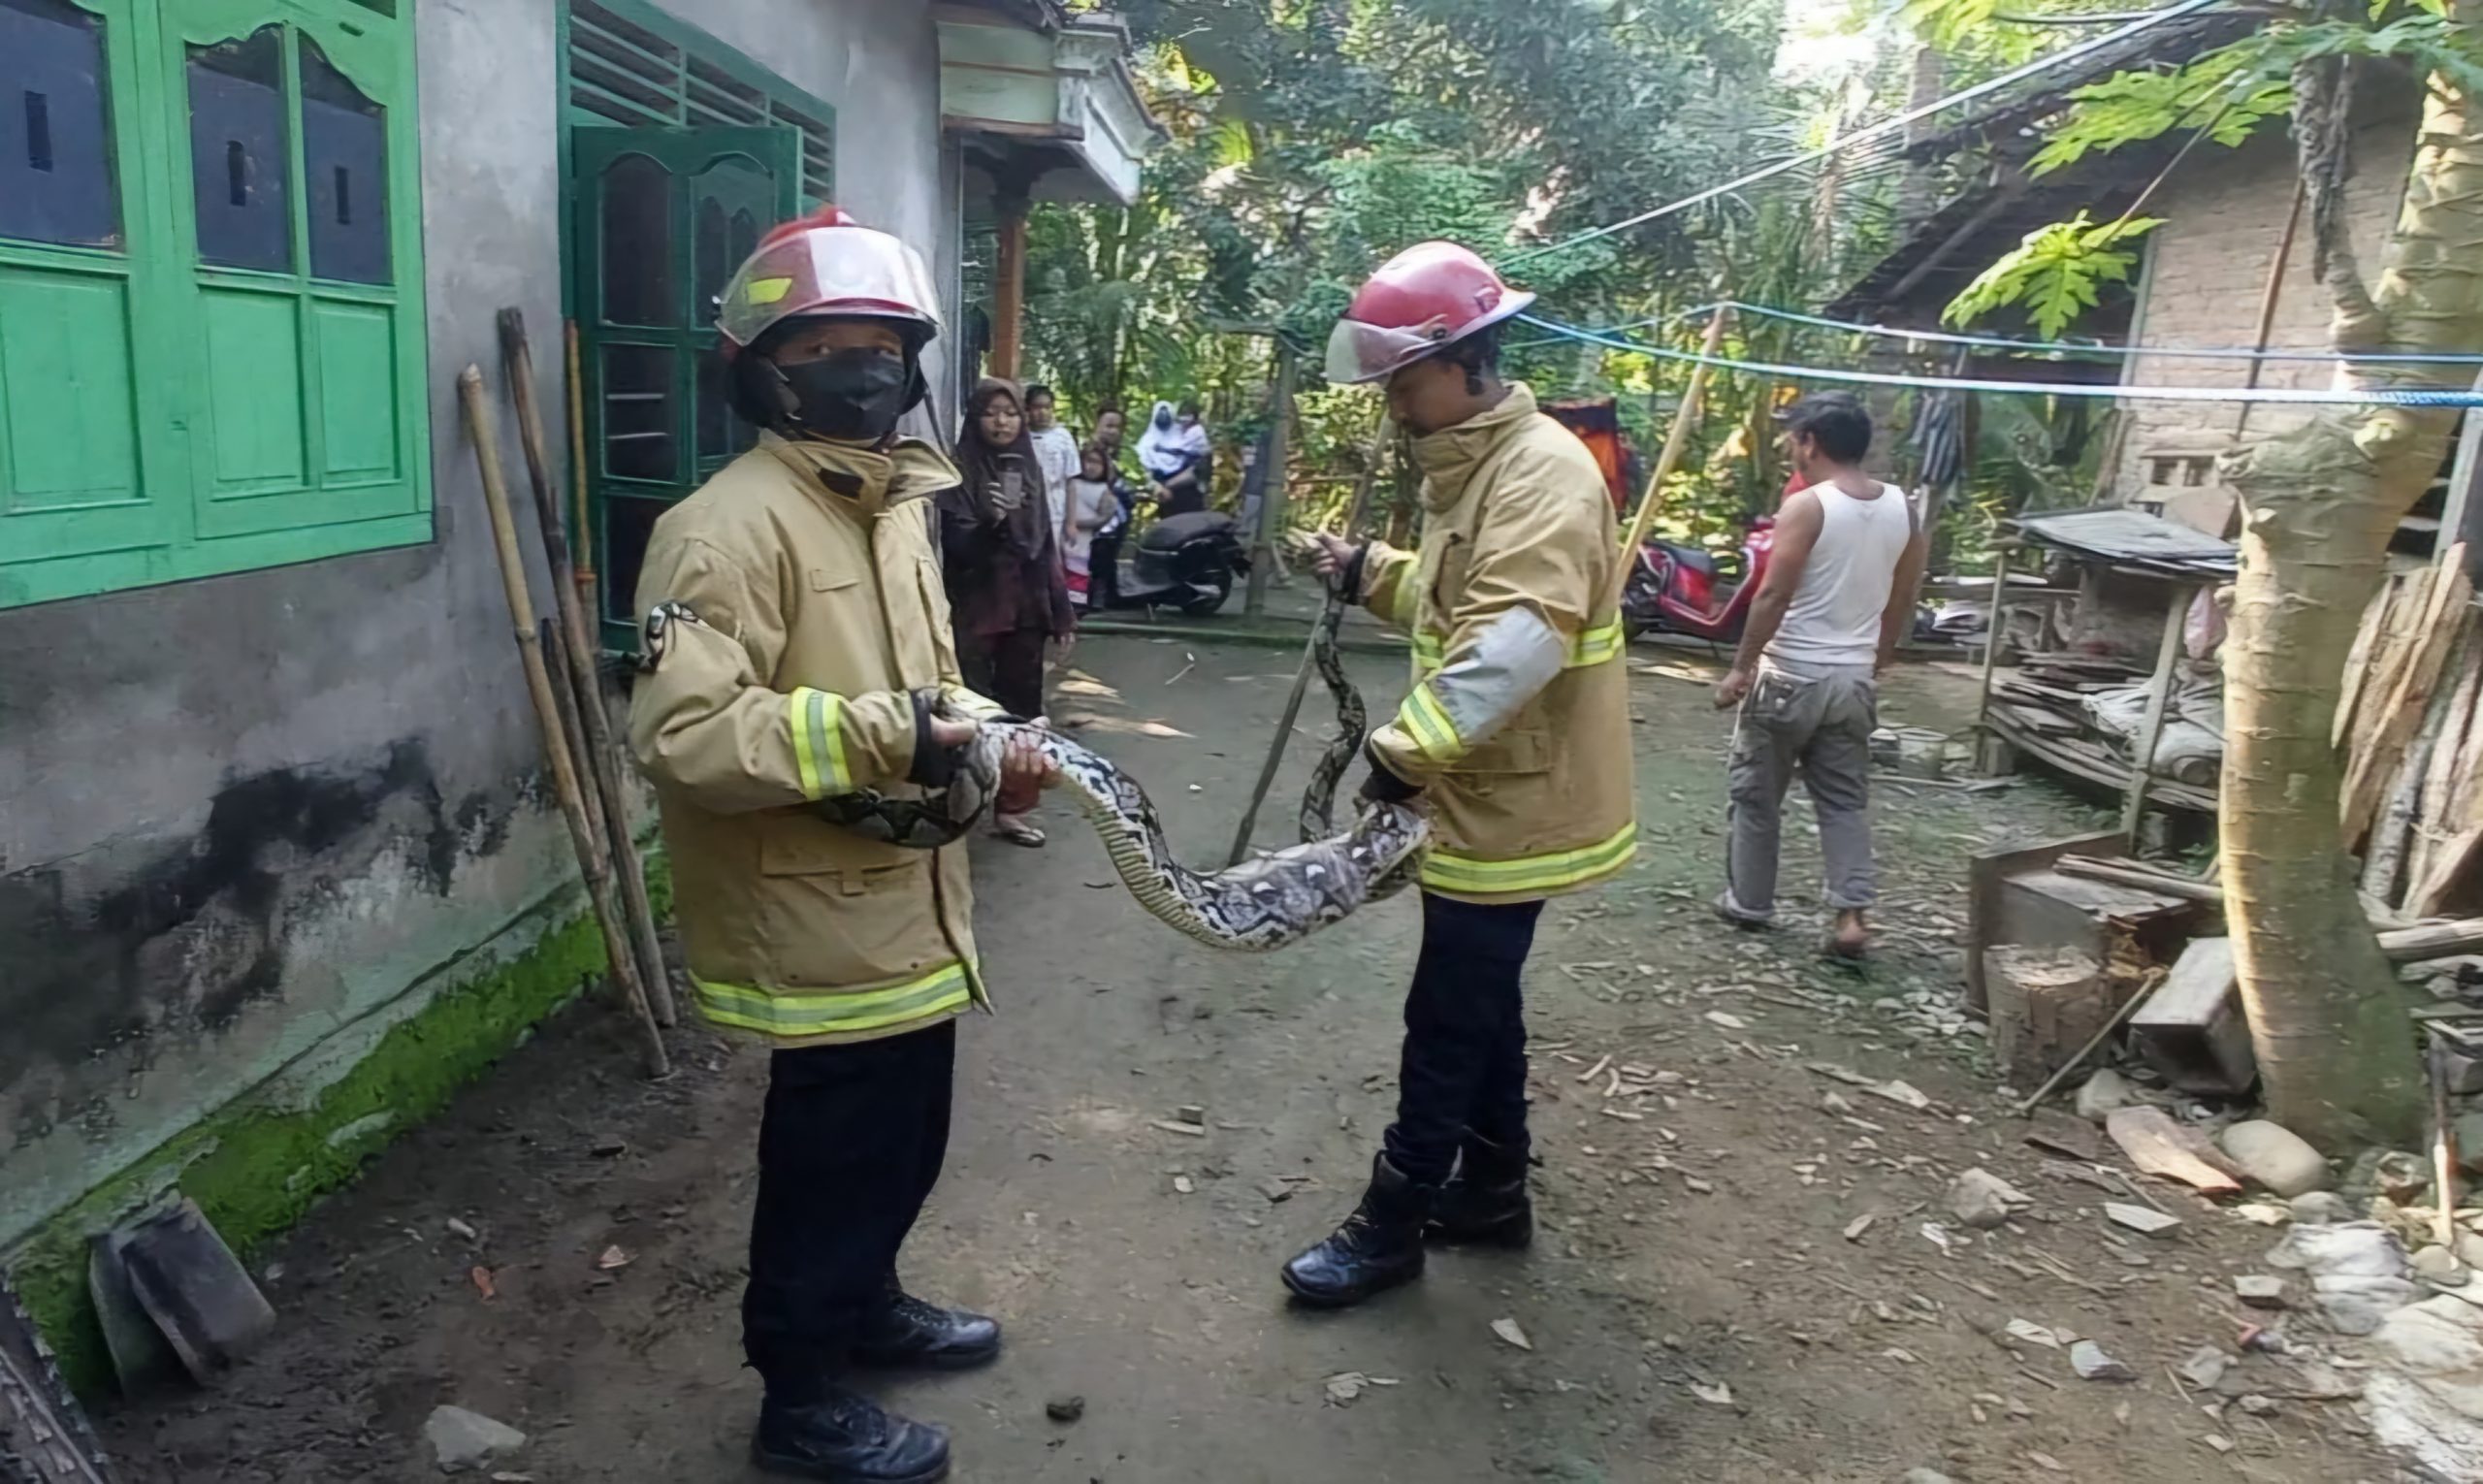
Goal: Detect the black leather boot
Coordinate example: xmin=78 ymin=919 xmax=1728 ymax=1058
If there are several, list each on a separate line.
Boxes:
xmin=850 ymin=1283 xmax=1002 ymax=1370
xmin=1280 ymin=1154 xmax=1435 ymax=1307
xmin=752 ymin=1386 xmax=951 ymax=1483
xmin=1428 ymin=1132 xmax=1533 ymax=1247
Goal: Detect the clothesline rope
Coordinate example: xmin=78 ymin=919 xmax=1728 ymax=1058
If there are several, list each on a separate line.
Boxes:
xmin=1500 ymin=0 xmax=2229 ymax=269
xmin=1515 ymin=314 xmax=2483 ymax=407
xmin=1511 ymin=304 xmax=2483 ymax=365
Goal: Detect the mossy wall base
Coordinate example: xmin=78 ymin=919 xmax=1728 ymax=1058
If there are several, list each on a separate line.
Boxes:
xmin=5 ymin=855 xmax=669 ymax=1396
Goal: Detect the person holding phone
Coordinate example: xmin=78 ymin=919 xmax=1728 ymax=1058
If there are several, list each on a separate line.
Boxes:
xmin=940 ymin=378 xmax=1077 ymax=846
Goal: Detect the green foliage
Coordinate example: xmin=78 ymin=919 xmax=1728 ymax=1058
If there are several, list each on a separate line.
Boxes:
xmin=2028 ymin=50 xmax=2291 ymax=175
xmin=1944 ymin=210 xmax=2162 ymax=338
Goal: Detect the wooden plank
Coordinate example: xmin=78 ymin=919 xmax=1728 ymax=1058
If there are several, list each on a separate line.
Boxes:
xmin=2122 ymin=585 xmax=2195 ymax=846
xmin=2379 ymin=916 xmax=2483 ymax=963
xmin=2105 ymin=1106 xmax=2244 ymax=1195
xmin=2344 ymin=550 xmax=2472 ymax=846
xmin=2129 ymin=937 xmax=2255 ymax=1094
xmin=2057 ymin=855 xmax=2223 ymax=903
xmin=2336 ymin=573 xmax=2403 ymax=748
xmin=2410 ymin=630 xmax=2483 ymax=900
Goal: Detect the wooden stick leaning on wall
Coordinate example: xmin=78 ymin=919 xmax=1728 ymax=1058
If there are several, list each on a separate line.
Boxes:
xmin=500 ymin=309 xmax=677 ymax=1028
xmin=1224 ymin=409 xmax=1394 ymax=867
xmin=565 ymin=320 xmax=598 ymax=618
xmin=1599 ymin=306 xmax=1733 ymax=620
xmin=459 ymin=366 xmax=670 ymax=1080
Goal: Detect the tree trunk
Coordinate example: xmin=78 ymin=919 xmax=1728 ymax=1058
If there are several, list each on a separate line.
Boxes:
xmin=2221 ymin=33 xmax=2483 ymax=1146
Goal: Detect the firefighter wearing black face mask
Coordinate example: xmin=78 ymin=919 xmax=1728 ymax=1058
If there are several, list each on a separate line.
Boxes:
xmin=629 ymin=206 xmax=1055 ymax=1484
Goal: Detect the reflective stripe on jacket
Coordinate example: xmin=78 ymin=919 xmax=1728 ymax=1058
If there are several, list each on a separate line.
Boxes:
xmin=1360 ymin=386 xmax=1638 ymax=903
xmin=629 ymin=433 xmax=1001 ymax=1046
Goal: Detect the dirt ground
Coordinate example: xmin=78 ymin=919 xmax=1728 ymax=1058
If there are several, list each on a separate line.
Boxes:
xmin=102 ymin=632 xmax=2402 ymax=1483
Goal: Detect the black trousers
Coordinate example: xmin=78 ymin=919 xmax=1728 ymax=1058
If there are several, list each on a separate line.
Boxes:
xmin=744 ymin=1018 xmax=956 ymax=1394
xmin=1381 ymin=892 xmax=1545 ymax=1186
xmin=961 ymin=627 xmax=1048 ymax=720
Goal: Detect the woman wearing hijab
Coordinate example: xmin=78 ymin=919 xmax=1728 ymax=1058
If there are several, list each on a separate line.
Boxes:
xmin=1136 ymin=399 xmax=1210 ymax=517
xmin=940 ymin=378 xmax=1077 ymax=846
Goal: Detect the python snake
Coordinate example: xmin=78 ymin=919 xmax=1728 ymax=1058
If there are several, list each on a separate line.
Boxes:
xmin=819 ymin=598 xmax=1425 ymax=951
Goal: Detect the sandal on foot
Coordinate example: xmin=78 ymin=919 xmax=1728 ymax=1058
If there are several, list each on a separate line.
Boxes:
xmin=992 ymin=818 xmax=1047 ymax=848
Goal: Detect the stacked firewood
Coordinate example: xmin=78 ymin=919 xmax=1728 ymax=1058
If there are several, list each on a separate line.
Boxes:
xmin=2343 ymin=548 xmax=2483 ymax=915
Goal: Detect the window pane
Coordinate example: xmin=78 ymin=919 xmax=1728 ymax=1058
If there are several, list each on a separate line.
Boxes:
xmin=301 ymin=35 xmax=388 ymax=284
xmin=694 ymin=346 xmax=754 ymax=467
xmin=602 ymin=342 xmax=675 ymax=482
xmin=598 ymin=152 xmax=673 ymax=326
xmin=603 ymin=494 xmax=671 ymax=623
xmin=0 ymin=0 xmax=119 ymax=248
xmin=188 ymin=26 xmax=290 ymax=272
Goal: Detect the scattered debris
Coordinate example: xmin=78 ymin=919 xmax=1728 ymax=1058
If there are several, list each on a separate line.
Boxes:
xmin=2006 ymin=1318 xmax=2066 ymax=1349
xmin=1704 ymin=1011 xmax=1749 ymax=1032
xmin=2236 ymin=1393 xmax=2279 ymax=1417
xmin=2105 ymin=1107 xmax=2242 ymax=1196
xmin=1257 ymin=1178 xmax=1295 ymax=1204
xmin=2235 ymin=1274 xmax=2288 ymax=1309
xmin=1172 ymin=1175 xmax=1195 ymax=1195
xmin=1949 ymin=1168 xmax=2034 ymax=1229
xmin=1046 ymin=1395 xmax=1086 ymax=1424
xmin=2218 ymin=1120 xmax=2332 ymax=1198
xmin=1843 ymin=1212 xmax=1877 ymax=1242
xmin=1322 ymin=1371 xmax=1400 ymax=1406
xmin=2267 ymin=1221 xmax=2419 ymax=1336
xmin=1490 ymin=1317 xmax=1533 ymax=1351
xmin=425 ymin=1405 xmax=527 ymax=1472
xmin=1871 ymin=1080 xmax=1934 ymax=1112
xmin=2291 ymin=1190 xmax=2354 ymax=1226
xmin=2069 ymin=1340 xmax=2136 ymax=1382
xmin=1151 ymin=1118 xmax=1209 ymax=1138
xmin=2175 ymin=1346 xmax=2230 ymax=1389
xmin=1688 ymin=1380 xmax=1734 ymax=1407
xmin=2413 ymin=1244 xmax=2471 ymax=1287
xmin=444 ymin=1216 xmax=480 ymax=1243
xmin=2233 ymin=1202 xmax=2290 ymax=1227
xmin=2103 ymin=1202 xmax=2183 ymax=1238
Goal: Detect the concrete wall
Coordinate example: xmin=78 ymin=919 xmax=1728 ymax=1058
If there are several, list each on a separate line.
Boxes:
xmin=2114 ymin=120 xmax=2419 ymax=514
xmin=0 ymin=0 xmax=956 ymax=1259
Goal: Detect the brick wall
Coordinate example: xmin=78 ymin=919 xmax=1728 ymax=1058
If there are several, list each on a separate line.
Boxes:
xmin=2113 ymin=122 xmax=2418 ymax=516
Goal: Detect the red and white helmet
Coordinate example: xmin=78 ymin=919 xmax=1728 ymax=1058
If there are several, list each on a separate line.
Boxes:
xmin=1325 ymin=242 xmax=1535 ymax=385
xmin=717 ymin=205 xmax=943 ymax=357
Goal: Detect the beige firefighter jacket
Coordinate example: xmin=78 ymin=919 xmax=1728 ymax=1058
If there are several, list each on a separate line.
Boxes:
xmin=629 ymin=433 xmax=1003 ymax=1047
xmin=1359 ymin=386 xmax=1638 ymax=904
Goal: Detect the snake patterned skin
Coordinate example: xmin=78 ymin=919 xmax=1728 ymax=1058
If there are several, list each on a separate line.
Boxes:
xmin=816 ymin=607 xmax=1426 ymax=952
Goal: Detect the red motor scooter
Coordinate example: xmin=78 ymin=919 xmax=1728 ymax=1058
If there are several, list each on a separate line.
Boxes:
xmin=1621 ymin=517 xmax=1777 ymax=646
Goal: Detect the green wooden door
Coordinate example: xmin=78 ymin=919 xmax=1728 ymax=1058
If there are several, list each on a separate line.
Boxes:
xmin=573 ymin=124 xmax=798 ymax=646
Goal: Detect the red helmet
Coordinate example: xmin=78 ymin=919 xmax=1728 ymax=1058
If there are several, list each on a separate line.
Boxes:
xmin=1325 ymin=242 xmax=1536 ymax=384
xmin=716 ymin=205 xmax=943 ymax=357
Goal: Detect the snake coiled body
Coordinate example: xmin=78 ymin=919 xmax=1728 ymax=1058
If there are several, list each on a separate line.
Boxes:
xmin=818 ymin=605 xmax=1425 ymax=951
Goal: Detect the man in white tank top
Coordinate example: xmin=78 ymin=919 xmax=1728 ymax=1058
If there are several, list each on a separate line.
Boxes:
xmin=1711 ymin=393 xmax=1927 ymax=958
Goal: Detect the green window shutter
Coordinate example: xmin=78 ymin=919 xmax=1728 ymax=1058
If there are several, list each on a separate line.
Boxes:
xmin=0 ymin=0 xmax=429 ymax=611
xmin=563 ymin=0 xmax=835 ymax=204
xmin=554 ymin=0 xmax=836 ymax=650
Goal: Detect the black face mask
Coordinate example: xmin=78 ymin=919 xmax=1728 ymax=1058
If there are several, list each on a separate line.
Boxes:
xmin=778 ymin=349 xmax=912 ymax=441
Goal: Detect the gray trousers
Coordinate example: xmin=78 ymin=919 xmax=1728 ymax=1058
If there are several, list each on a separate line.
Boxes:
xmin=1724 ymin=660 xmax=1878 ymax=919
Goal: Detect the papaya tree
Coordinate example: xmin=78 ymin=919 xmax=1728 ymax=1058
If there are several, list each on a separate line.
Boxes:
xmin=1935 ymin=0 xmax=2483 ymax=1143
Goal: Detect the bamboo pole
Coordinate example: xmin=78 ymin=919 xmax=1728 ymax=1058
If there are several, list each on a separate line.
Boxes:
xmin=502 ymin=309 xmax=676 ymax=1028
xmin=1601 ymin=306 xmax=1733 ymax=620
xmin=1225 ymin=410 xmax=1393 ymax=866
xmin=565 ymin=320 xmax=598 ymax=617
xmin=459 ymin=365 xmax=669 ymax=1079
